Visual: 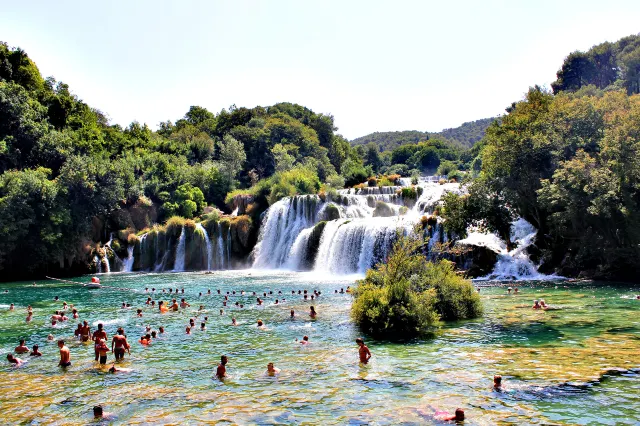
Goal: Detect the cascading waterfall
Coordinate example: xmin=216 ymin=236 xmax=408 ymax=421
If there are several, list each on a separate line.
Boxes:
xmin=123 ymin=245 xmax=134 ymax=272
xmin=173 ymin=226 xmax=186 ymax=271
xmin=196 ymin=223 xmax=213 ymax=270
xmin=217 ymin=231 xmax=225 ymax=269
xmin=251 ymin=180 xmax=462 ymax=274
xmin=94 ymin=255 xmax=102 ymax=273
xmin=457 ymin=218 xmax=561 ymax=281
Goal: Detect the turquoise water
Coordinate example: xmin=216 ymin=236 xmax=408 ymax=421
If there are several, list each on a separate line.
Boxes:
xmin=0 ymin=271 xmax=639 ymax=424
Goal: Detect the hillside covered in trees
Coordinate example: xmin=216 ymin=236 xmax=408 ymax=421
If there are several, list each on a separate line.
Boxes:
xmin=350 ymin=117 xmax=494 ymax=150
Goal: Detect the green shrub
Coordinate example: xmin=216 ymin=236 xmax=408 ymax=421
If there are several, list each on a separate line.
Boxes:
xmin=351 ymin=233 xmax=482 ymax=340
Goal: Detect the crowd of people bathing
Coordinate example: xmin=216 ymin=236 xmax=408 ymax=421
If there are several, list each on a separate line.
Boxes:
xmin=3 ymin=282 xmax=591 ymax=422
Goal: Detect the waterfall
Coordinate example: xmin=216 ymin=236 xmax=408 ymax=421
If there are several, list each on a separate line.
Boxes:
xmin=123 ymin=245 xmax=134 ymax=272
xmin=94 ymin=255 xmax=102 ymax=273
xmin=217 ymin=231 xmax=225 ymax=269
xmin=173 ymin=226 xmax=186 ymax=272
xmin=458 ymin=218 xmax=561 ymax=281
xmin=226 ymin=226 xmax=231 ymax=268
xmin=251 ymin=179 xmax=464 ymax=274
xmin=196 ymin=223 xmax=213 ymax=270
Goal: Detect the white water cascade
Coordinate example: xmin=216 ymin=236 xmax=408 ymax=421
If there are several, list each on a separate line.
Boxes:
xmin=123 ymin=245 xmax=134 ymax=272
xmin=173 ymin=226 xmax=186 ymax=271
xmin=196 ymin=223 xmax=213 ymax=270
xmin=252 ymin=180 xmax=461 ymax=274
xmin=458 ymin=218 xmax=561 ymax=281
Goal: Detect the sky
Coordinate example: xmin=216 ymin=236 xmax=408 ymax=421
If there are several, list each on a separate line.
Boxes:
xmin=2 ymin=1 xmax=639 ymax=140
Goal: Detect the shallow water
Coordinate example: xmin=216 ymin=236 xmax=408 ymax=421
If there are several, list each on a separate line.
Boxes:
xmin=0 ymin=272 xmax=639 ymax=425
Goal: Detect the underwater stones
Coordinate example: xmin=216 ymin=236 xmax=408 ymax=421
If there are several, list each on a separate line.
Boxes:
xmin=373 ymin=201 xmax=394 ymax=217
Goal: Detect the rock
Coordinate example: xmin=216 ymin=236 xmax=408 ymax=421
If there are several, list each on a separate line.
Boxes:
xmin=373 ymin=201 xmax=394 ymax=217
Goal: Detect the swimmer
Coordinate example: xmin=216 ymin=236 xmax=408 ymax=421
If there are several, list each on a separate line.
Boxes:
xmin=7 ymin=354 xmax=23 ymax=366
xmin=493 ymin=375 xmax=503 ymax=390
xmin=309 ymin=306 xmax=317 ymax=318
xmin=217 ymin=289 xmax=221 ymax=294
xmin=47 ymin=334 xmax=54 ymax=341
xmin=72 ymin=309 xmax=78 ymax=319
xmin=310 ymin=295 xmax=314 ymax=300
xmin=200 ymin=322 xmax=206 ymax=331
xmin=540 ymin=299 xmax=549 ymax=309
xmin=26 ymin=311 xmax=33 ymax=322
xmin=170 ymin=299 xmax=179 ymax=311
xmin=112 ymin=328 xmax=130 ymax=361
xmin=51 ymin=319 xmax=58 ymax=327
xmin=92 ymin=323 xmax=108 ymax=361
xmin=434 ymin=408 xmax=465 ymax=422
xmin=216 ymin=355 xmax=228 ymax=379
xmin=27 ymin=305 xmax=32 ymax=312
xmin=15 ymin=339 xmax=29 ymax=354
xmin=532 ymin=300 xmax=542 ymax=310
xmin=340 ymin=288 xmax=345 ymax=294
xmin=137 ymin=309 xmax=143 ymax=317
xmin=208 ymin=289 xmax=211 ymax=295
xmin=514 ymin=287 xmax=519 ymax=294
xmin=151 ymin=331 xmax=157 ymax=338
xmin=62 ymin=302 xmax=68 ymax=310
xmin=146 ymin=297 xmax=151 ymax=305
xmin=290 ymin=309 xmax=295 ymax=318
xmin=257 ymin=320 xmax=265 ymax=329
xmin=220 ymin=309 xmax=224 ymax=315
xmin=346 ymin=286 xmax=351 ymax=293
xmin=232 ymin=318 xmax=237 ymax=326
xmin=54 ymin=296 xmax=59 ymax=301
xmin=159 ymin=326 xmax=165 ymax=334
xmin=266 ymin=362 xmax=280 ymax=376
xmin=9 ymin=303 xmax=14 ymax=310
xmin=186 ymin=326 xmax=191 ymax=335
xmin=508 ymin=287 xmax=512 ymax=294
xmin=300 ymin=335 xmax=310 ymax=345
xmin=304 ymin=294 xmax=308 ymax=300
xmin=139 ymin=334 xmax=151 ymax=345
xmin=356 ymin=338 xmax=371 ymax=364
xmin=257 ymin=298 xmax=263 ymax=305
xmin=108 ymin=363 xmax=132 ymax=373
xmin=30 ymin=344 xmax=42 ymax=356
xmin=180 ymin=299 xmax=190 ymax=309
xmin=96 ymin=339 xmax=109 ymax=364
xmin=58 ymin=339 xmax=71 ymax=367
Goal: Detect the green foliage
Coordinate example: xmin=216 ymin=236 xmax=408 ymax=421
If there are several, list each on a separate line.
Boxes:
xmin=351 ymin=233 xmax=481 ymax=340
xmin=552 ymin=34 xmax=640 ymax=95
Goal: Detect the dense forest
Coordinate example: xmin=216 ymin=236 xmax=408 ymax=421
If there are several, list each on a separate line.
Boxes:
xmin=350 ymin=117 xmax=494 ymax=150
xmin=552 ymin=33 xmax=640 ymax=94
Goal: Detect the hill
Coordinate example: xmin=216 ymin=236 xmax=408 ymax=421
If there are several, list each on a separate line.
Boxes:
xmin=351 ymin=117 xmax=495 ymax=150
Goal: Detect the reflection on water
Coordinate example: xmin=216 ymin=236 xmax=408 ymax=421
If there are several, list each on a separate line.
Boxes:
xmin=0 ymin=272 xmax=639 ymax=424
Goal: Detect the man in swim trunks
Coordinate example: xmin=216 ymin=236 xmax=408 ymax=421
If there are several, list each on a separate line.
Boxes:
xmin=112 ymin=328 xmax=129 ymax=361
xmin=92 ymin=323 xmax=108 ymax=361
xmin=356 ymin=338 xmax=371 ymax=364
xmin=58 ymin=339 xmax=71 ymax=367
xmin=80 ymin=321 xmax=91 ymax=342
xmin=180 ymin=298 xmax=190 ymax=309
xmin=216 ymin=355 xmax=228 ymax=379
xmin=15 ymin=339 xmax=29 ymax=354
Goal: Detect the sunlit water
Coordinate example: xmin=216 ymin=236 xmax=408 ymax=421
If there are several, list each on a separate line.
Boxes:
xmin=0 ymin=271 xmax=639 ymax=425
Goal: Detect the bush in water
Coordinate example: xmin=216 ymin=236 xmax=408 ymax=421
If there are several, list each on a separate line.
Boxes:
xmin=351 ymin=232 xmax=482 ymax=340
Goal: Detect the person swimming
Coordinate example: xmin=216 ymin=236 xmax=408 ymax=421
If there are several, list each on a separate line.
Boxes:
xmin=266 ymin=362 xmax=280 ymax=376
xmin=15 ymin=339 xmax=29 ymax=354
xmin=532 ymin=300 xmax=542 ymax=309
xmin=186 ymin=326 xmax=191 ymax=335
xmin=290 ymin=309 xmax=295 ymax=318
xmin=216 ymin=355 xmax=228 ymax=379
xmin=26 ymin=311 xmax=33 ymax=322
xmin=300 ymin=335 xmax=310 ymax=345
xmin=232 ymin=318 xmax=237 ymax=326
xmin=30 ymin=344 xmax=42 ymax=356
xmin=7 ymin=354 xmax=23 ymax=366
xmin=309 ymin=306 xmax=317 ymax=318
xmin=493 ymin=375 xmax=503 ymax=390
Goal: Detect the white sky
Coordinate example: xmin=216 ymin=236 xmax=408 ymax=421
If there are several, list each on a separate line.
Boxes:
xmin=2 ymin=0 xmax=639 ymax=139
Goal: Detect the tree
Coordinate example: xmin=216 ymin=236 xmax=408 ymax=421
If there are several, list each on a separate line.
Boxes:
xmin=218 ymin=134 xmax=246 ymax=183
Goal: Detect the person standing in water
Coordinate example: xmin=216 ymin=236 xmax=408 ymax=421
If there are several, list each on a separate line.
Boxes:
xmin=92 ymin=323 xmax=107 ymax=361
xmin=80 ymin=321 xmax=91 ymax=342
xmin=112 ymin=328 xmax=129 ymax=361
xmin=216 ymin=355 xmax=228 ymax=379
xmin=58 ymin=340 xmax=71 ymax=367
xmin=356 ymin=338 xmax=371 ymax=364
